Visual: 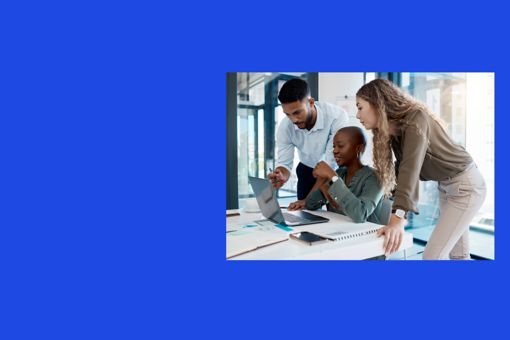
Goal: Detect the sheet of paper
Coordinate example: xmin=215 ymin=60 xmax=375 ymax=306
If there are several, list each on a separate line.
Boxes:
xmin=227 ymin=225 xmax=289 ymax=259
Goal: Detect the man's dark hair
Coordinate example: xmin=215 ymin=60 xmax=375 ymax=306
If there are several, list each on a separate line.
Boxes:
xmin=278 ymin=78 xmax=310 ymax=104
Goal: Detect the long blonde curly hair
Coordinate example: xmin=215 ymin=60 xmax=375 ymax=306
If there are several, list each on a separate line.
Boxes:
xmin=356 ymin=79 xmax=437 ymax=197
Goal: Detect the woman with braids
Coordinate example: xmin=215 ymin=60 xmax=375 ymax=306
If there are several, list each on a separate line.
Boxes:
xmin=356 ymin=79 xmax=486 ymax=259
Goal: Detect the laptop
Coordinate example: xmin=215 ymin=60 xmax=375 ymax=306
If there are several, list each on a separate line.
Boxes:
xmin=248 ymin=176 xmax=329 ymax=226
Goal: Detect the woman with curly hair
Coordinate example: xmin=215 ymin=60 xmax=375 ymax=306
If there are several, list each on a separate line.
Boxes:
xmin=356 ymin=79 xmax=486 ymax=259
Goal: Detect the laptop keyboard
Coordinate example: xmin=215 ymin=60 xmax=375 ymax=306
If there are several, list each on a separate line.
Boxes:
xmin=283 ymin=212 xmax=306 ymax=223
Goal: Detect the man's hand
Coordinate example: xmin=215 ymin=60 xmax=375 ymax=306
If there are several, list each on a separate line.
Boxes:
xmin=268 ymin=168 xmax=288 ymax=189
xmin=312 ymin=161 xmax=336 ymax=180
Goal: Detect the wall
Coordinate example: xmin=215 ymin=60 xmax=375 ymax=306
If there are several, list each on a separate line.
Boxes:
xmin=318 ymin=73 xmax=373 ymax=166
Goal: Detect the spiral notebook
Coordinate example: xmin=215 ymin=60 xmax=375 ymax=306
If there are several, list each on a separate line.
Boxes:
xmin=306 ymin=223 xmax=383 ymax=243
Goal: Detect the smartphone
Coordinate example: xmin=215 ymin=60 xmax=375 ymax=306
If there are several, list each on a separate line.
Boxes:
xmin=290 ymin=231 xmax=328 ymax=245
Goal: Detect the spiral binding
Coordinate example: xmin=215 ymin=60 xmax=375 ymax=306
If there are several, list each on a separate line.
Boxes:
xmin=328 ymin=228 xmax=379 ymax=241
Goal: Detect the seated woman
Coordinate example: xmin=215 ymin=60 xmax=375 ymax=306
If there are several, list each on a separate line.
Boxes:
xmin=288 ymin=126 xmax=386 ymax=224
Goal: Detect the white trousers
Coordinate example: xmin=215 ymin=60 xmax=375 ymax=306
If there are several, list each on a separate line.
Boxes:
xmin=422 ymin=164 xmax=487 ymax=260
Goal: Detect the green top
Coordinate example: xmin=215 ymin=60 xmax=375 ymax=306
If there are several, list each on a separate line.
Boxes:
xmin=390 ymin=109 xmax=473 ymax=214
xmin=305 ymin=166 xmax=385 ymax=224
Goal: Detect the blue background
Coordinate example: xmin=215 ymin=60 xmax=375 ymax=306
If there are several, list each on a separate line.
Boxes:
xmin=1 ymin=0 xmax=507 ymax=338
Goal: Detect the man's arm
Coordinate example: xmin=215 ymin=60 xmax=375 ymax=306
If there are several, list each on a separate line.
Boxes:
xmin=269 ymin=123 xmax=294 ymax=189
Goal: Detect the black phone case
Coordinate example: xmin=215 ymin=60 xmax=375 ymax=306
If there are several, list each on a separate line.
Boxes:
xmin=290 ymin=232 xmax=327 ymax=245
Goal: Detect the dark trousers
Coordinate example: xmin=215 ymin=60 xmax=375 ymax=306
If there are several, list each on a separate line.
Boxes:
xmin=296 ymin=162 xmax=316 ymax=200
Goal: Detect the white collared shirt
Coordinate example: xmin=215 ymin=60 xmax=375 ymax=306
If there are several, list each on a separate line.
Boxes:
xmin=275 ymin=101 xmax=349 ymax=171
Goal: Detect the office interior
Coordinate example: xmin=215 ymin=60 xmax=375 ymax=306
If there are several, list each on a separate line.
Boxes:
xmin=226 ymin=72 xmax=494 ymax=260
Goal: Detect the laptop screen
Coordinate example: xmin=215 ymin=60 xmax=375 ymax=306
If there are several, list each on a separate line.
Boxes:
xmin=248 ymin=177 xmax=284 ymax=223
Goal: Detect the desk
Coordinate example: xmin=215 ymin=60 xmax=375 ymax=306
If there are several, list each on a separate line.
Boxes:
xmin=226 ymin=210 xmax=413 ymax=260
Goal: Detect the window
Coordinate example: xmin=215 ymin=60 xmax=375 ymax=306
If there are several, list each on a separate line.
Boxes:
xmin=398 ymin=73 xmax=494 ymax=232
xmin=235 ymin=72 xmax=315 ymax=206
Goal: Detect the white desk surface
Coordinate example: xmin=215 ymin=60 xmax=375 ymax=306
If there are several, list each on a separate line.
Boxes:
xmin=226 ymin=209 xmax=413 ymax=260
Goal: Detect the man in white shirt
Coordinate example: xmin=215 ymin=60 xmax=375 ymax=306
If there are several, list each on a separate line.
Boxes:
xmin=268 ymin=78 xmax=349 ymax=201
